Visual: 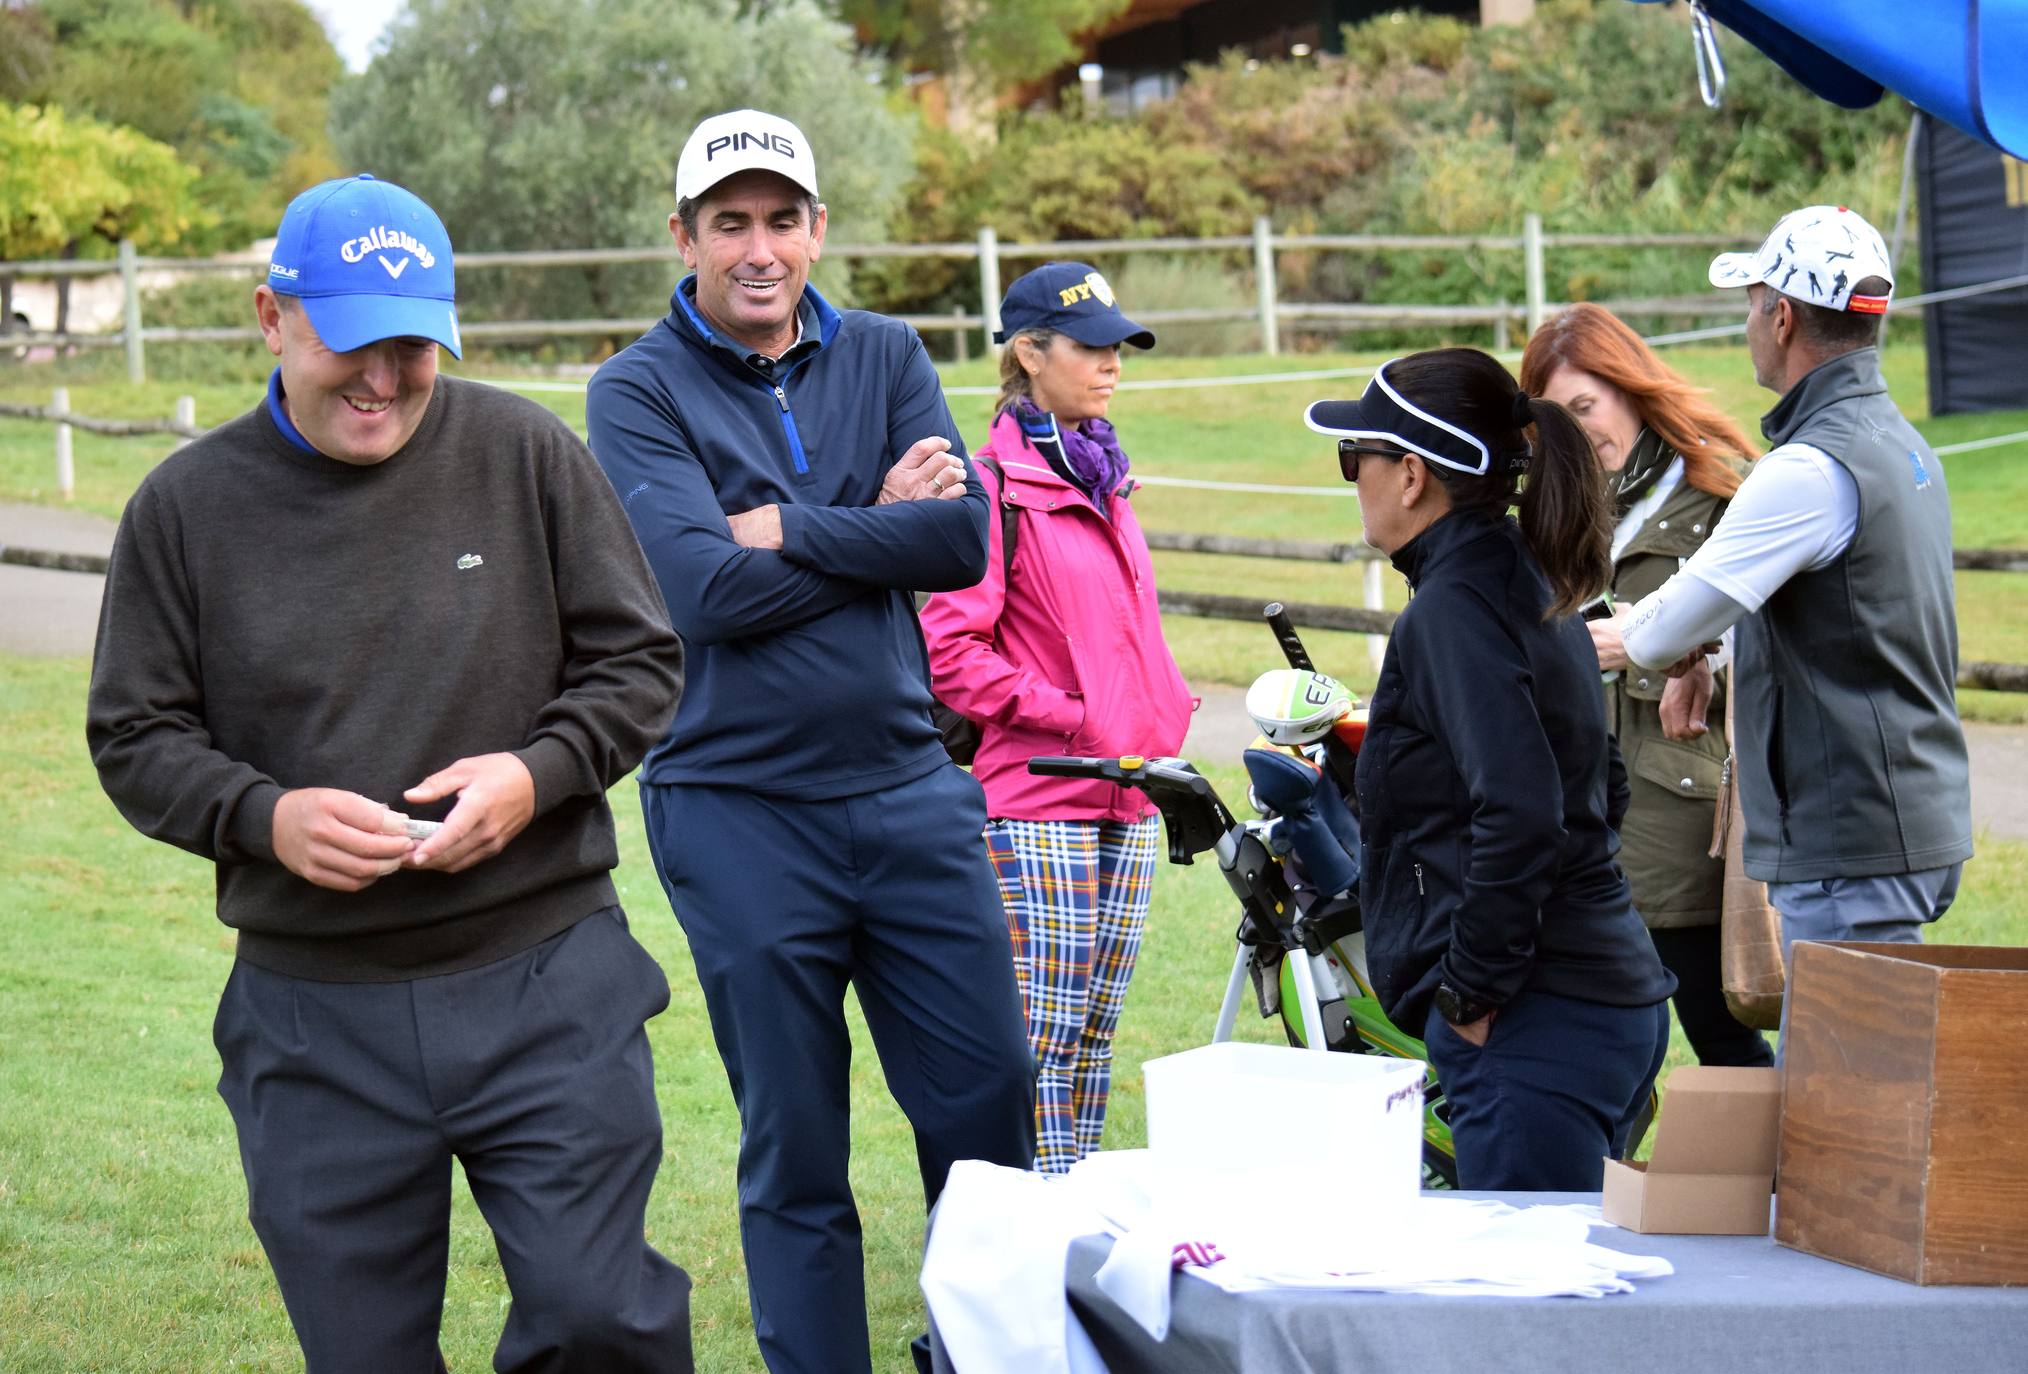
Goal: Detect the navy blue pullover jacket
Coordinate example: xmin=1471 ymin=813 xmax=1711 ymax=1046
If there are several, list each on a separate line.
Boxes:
xmin=587 ymin=279 xmax=988 ymax=797
xmin=1353 ymin=510 xmax=1674 ymax=1032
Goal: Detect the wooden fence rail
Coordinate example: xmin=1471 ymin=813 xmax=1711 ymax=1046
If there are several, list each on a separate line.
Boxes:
xmin=1147 ymin=528 xmax=2028 ymax=575
xmin=0 ymin=398 xmax=204 ymax=439
xmin=3 ymin=543 xmax=2022 ymax=694
xmin=4 ymin=218 xmax=1761 ymax=382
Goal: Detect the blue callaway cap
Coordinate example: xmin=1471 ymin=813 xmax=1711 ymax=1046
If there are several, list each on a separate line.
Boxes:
xmin=993 ymin=261 xmax=1155 ymax=349
xmin=267 ymin=174 xmax=462 ymax=358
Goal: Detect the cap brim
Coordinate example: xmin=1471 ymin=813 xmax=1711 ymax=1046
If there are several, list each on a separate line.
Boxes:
xmin=1056 ymin=314 xmax=1157 ymax=350
xmin=1304 ymin=397 xmax=1385 ymax=437
xmin=1707 ymin=251 xmax=1761 ymax=290
xmin=677 ymin=161 xmax=819 ymax=205
xmin=1302 ymin=395 xmax=1489 ymax=476
xmin=299 ymin=292 xmax=463 ymax=359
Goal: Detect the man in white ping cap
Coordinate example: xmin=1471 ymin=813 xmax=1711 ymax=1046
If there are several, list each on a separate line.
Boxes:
xmin=585 ymin=110 xmax=1033 ymax=1374
xmin=1600 ymin=205 xmax=1971 ymax=1002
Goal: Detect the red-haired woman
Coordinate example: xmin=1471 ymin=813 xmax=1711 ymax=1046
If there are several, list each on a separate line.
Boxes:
xmin=1521 ymin=303 xmax=1772 ymax=1069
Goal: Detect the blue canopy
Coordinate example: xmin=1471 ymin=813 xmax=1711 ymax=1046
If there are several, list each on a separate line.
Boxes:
xmin=1632 ymin=1 xmax=2028 ymax=158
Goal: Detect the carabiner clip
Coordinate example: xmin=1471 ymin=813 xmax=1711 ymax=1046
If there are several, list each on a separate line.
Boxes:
xmin=1690 ymin=1 xmax=1727 ymax=109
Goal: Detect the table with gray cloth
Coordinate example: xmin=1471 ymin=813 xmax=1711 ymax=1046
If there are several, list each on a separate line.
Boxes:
xmin=1049 ymin=1192 xmax=2028 ymax=1374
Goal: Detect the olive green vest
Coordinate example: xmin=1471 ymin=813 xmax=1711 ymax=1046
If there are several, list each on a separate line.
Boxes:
xmin=1607 ymin=469 xmax=1732 ymax=928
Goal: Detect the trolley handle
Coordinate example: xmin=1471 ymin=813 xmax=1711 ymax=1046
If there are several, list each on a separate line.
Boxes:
xmin=1026 ymin=754 xmax=1235 ymax=865
xmin=1263 ymin=602 xmax=1315 ymax=672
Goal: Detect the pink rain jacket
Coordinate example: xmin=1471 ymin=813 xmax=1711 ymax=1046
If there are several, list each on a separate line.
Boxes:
xmin=920 ymin=408 xmax=1197 ymax=820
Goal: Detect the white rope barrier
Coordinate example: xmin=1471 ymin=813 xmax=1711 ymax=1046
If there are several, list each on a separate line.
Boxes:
xmin=468 ymin=268 xmax=2028 ymax=498
xmin=486 ymin=269 xmax=2028 ymax=403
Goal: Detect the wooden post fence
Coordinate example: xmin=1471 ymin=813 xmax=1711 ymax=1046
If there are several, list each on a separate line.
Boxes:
xmin=1523 ymin=213 xmax=1547 ymax=338
xmin=1253 ymin=215 xmax=1280 ymax=357
xmin=119 ymin=239 xmax=144 ymax=384
xmin=0 ymin=226 xmax=1770 ymax=361
xmin=978 ymin=226 xmax=1002 ymax=357
xmin=52 ymin=387 xmax=73 ymax=500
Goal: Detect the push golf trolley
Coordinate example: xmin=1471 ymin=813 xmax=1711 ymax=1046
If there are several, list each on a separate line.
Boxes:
xmin=1031 ymin=605 xmax=1464 ymax=1188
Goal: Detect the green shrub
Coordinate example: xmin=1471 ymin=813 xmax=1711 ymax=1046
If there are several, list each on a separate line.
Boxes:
xmin=1110 ymin=253 xmax=1261 ymax=358
xmin=861 ymin=0 xmax=1914 ymax=331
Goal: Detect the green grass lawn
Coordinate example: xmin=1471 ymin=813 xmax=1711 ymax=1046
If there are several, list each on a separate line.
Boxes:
xmin=3 ymin=339 xmax=2027 ymax=1367
xmin=3 ymin=650 xmax=2025 ymax=1371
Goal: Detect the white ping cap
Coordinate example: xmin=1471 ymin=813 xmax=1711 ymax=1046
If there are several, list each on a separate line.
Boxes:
xmin=675 ymin=109 xmax=819 ymax=203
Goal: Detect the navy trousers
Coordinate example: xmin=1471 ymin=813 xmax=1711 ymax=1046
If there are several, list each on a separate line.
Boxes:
xmin=213 ymin=907 xmax=694 ymax=1373
xmin=1422 ymin=989 xmax=1670 ymax=1192
xmin=641 ymin=763 xmax=1034 ymax=1374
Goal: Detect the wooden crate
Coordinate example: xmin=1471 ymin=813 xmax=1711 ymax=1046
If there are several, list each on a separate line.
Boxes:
xmin=1775 ymin=942 xmax=2028 ymax=1285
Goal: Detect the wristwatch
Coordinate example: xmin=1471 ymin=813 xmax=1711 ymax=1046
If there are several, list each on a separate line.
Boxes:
xmin=1434 ymin=980 xmax=1493 ymax=1027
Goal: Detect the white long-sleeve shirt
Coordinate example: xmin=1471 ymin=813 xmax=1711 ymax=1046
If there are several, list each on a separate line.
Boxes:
xmin=1622 ymin=443 xmax=1860 ymax=670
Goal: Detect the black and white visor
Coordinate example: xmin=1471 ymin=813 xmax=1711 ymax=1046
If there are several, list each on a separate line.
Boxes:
xmin=1303 ymin=360 xmax=1499 ymax=477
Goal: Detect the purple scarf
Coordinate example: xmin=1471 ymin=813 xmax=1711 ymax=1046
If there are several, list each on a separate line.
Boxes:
xmin=1015 ymin=397 xmax=1131 ymax=498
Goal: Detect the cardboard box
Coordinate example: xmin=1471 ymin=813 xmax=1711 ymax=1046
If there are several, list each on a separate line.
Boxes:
xmin=1601 ymin=1065 xmax=1781 ymax=1234
xmin=1142 ymin=1042 xmax=1424 ymax=1216
xmin=1776 ymin=942 xmax=2028 ymax=1286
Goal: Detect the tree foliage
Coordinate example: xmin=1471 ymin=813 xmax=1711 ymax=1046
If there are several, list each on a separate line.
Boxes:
xmin=858 ymin=0 xmax=1914 ymax=325
xmin=12 ymin=0 xmax=342 ymax=252
xmin=0 ymin=101 xmax=202 ymax=260
xmin=332 ymin=0 xmax=917 ymax=326
xmin=837 ymin=0 xmax=1133 ymax=93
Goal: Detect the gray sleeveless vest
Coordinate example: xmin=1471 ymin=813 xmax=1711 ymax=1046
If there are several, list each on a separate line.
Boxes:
xmin=1733 ymin=348 xmax=1972 ymax=883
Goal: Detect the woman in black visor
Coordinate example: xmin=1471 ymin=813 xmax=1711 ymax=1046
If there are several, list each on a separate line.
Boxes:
xmin=1307 ymin=347 xmax=1676 ymax=1191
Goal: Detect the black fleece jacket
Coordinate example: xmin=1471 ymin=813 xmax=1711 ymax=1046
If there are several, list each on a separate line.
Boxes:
xmin=87 ymin=377 xmax=684 ymax=981
xmin=1353 ymin=510 xmax=1674 ymax=1032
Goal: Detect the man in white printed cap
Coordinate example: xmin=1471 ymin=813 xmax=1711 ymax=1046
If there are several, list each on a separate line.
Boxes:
xmin=585 ymin=111 xmax=1033 ymax=1374
xmin=1602 ymin=205 xmax=1971 ymax=1011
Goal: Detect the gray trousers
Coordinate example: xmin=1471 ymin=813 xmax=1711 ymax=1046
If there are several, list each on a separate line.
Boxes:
xmin=213 ymin=907 xmax=693 ymax=1374
xmin=1768 ymin=863 xmax=1964 ymax=968
xmin=1768 ymin=864 xmax=1963 ymax=1057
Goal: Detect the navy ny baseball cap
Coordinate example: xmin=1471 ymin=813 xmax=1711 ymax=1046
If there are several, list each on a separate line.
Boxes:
xmin=994 ymin=262 xmax=1156 ymax=349
xmin=266 ymin=175 xmax=463 ymax=358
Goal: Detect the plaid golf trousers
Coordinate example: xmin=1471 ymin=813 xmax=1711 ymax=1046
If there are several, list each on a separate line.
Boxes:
xmin=983 ymin=815 xmax=1161 ymax=1174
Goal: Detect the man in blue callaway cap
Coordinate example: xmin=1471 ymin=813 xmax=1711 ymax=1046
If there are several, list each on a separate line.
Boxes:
xmin=88 ymin=174 xmax=694 ymax=1371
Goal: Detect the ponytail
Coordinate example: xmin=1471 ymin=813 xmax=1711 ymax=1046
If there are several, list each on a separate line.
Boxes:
xmin=1381 ymin=347 xmax=1612 ymax=619
xmin=1515 ymin=396 xmax=1613 ymax=618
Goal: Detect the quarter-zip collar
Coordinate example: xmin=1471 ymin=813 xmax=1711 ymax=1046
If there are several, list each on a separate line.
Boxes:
xmin=1388 ymin=507 xmax=1508 ymax=590
xmin=666 ymin=276 xmax=841 ymax=478
xmin=668 ymin=275 xmax=842 ymax=373
xmin=1761 ymin=346 xmax=1887 ymax=448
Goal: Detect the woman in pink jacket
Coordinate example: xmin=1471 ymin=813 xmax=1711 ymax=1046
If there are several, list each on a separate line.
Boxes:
xmin=921 ymin=262 xmax=1196 ymax=1174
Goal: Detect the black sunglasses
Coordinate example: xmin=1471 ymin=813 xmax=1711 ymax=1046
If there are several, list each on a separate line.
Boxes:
xmin=1337 ymin=439 xmax=1409 ymax=484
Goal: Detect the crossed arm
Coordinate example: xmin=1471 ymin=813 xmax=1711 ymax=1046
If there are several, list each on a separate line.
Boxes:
xmin=586 ymin=338 xmax=987 ymax=645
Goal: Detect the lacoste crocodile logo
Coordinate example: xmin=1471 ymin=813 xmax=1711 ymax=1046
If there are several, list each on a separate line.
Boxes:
xmin=457 ymin=553 xmax=483 ymax=570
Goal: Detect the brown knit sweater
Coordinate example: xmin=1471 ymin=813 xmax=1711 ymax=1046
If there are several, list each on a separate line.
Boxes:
xmin=87 ymin=376 xmax=683 ymax=981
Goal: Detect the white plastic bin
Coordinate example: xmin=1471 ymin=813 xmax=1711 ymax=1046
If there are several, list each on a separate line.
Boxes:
xmin=1142 ymin=1042 xmax=1426 ymax=1212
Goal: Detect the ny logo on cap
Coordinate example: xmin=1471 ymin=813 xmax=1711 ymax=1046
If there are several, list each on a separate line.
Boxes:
xmin=1057 ymin=271 xmax=1115 ymax=309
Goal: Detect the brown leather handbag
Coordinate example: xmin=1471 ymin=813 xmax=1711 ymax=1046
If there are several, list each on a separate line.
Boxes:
xmin=1710 ymin=675 xmax=1785 ymax=1029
